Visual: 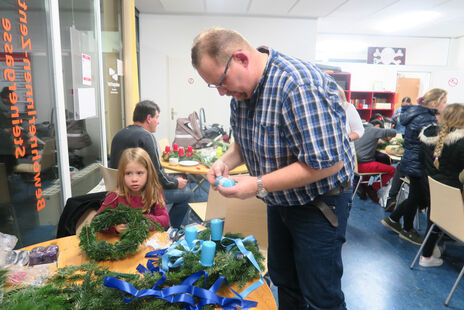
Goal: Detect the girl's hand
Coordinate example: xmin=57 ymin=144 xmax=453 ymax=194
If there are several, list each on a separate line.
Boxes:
xmin=115 ymin=224 xmax=128 ymax=233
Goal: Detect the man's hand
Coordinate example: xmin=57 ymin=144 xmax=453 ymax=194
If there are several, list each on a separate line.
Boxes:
xmin=115 ymin=224 xmax=128 ymax=233
xmin=207 ymin=159 xmax=230 ymax=188
xmin=216 ymin=175 xmax=258 ymax=199
xmin=177 ymin=177 xmax=187 ymax=189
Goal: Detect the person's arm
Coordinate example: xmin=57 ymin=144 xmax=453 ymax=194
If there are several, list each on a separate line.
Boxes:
xmin=146 ymin=203 xmax=170 ymax=229
xmin=207 ymin=141 xmax=244 ymax=186
xmin=346 ymin=104 xmax=364 ymax=141
xmin=381 ymin=128 xmax=397 ymax=141
xmin=219 ymin=161 xmax=343 ymax=199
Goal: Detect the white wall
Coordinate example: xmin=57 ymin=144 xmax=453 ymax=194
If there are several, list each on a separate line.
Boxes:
xmin=139 ymin=14 xmax=317 ymax=141
xmin=315 ymin=34 xmax=464 ymax=103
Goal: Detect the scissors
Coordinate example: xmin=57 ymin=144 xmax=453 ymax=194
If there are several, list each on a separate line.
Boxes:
xmin=169 ymin=228 xmax=185 ymax=242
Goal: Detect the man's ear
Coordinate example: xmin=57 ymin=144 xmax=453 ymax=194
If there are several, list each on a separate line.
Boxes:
xmin=233 ymin=51 xmax=249 ymax=68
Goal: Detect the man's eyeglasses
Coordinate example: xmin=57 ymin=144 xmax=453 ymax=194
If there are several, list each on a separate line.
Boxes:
xmin=207 ymin=54 xmax=234 ymax=88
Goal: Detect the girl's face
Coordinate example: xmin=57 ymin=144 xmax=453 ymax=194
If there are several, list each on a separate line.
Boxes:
xmin=436 ymin=96 xmax=447 ymax=114
xmin=124 ymin=161 xmax=148 ymax=194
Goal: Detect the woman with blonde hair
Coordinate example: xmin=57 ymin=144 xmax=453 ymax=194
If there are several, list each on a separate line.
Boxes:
xmin=96 ymin=147 xmax=169 ymax=233
xmin=417 ymin=103 xmax=464 ymax=266
xmin=382 ymin=88 xmax=447 ymax=245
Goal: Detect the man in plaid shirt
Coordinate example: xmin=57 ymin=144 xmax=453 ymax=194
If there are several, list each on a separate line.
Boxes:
xmin=192 ymin=28 xmax=354 ymax=310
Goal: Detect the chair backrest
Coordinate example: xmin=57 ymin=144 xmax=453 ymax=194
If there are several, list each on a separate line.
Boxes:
xmin=223 ymin=196 xmax=268 ymax=248
xmin=99 ymin=164 xmax=119 ymax=192
xmin=428 ymin=176 xmax=464 ymax=241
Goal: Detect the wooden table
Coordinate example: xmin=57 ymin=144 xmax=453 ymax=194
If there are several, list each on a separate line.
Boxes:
xmin=21 ymin=231 xmax=276 ymax=310
xmin=161 ymin=160 xmax=248 ymax=192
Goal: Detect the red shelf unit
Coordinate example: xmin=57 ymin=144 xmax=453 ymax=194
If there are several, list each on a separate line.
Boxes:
xmin=327 ymin=72 xmax=396 ymax=121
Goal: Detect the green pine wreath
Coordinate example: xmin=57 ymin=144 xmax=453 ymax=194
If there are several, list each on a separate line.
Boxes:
xmin=79 ymin=203 xmax=163 ymax=261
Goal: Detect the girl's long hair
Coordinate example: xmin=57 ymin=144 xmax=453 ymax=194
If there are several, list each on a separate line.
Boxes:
xmin=433 ymin=103 xmax=464 ymax=169
xmin=115 ymin=147 xmax=164 ymax=212
xmin=418 ymin=88 xmax=447 ymax=109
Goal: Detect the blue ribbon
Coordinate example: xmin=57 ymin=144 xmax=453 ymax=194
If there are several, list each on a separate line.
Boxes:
xmin=220 ymin=235 xmax=265 ymax=298
xmin=151 ymin=238 xmax=202 ymax=272
xmin=147 ymin=234 xmax=264 ymax=298
xmin=104 ymin=259 xmax=257 ymax=309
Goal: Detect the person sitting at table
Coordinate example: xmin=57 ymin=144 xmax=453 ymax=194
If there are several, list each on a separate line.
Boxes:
xmin=354 ymin=118 xmax=396 ymax=202
xmin=417 ymin=103 xmax=464 ymax=267
xmin=382 ymin=88 xmax=447 ymax=245
xmin=337 ymin=85 xmax=364 ymax=154
xmin=109 ymin=100 xmax=193 ymax=228
xmin=97 ymin=147 xmax=170 ymax=233
xmin=392 ymin=96 xmax=412 ymax=135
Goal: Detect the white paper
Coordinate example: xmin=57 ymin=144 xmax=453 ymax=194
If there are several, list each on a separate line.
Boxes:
xmin=82 ymin=53 xmax=92 ymax=86
xmin=76 ymin=87 xmax=96 ymax=119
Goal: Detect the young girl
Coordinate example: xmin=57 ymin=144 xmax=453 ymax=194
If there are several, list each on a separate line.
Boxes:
xmin=418 ymin=103 xmax=464 ymax=267
xmin=96 ymin=147 xmax=170 ymax=233
xmin=382 ymin=88 xmax=447 ymax=245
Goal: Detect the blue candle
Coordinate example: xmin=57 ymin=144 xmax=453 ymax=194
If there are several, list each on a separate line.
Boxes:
xmin=200 ymin=240 xmax=216 ymax=267
xmin=210 ymin=219 xmax=224 ymax=241
xmin=185 ymin=226 xmax=197 ymax=248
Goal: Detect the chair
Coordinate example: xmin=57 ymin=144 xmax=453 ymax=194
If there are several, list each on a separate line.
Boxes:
xmin=98 ymin=164 xmax=118 ymax=191
xmin=410 ymin=177 xmax=464 ymax=307
xmin=188 ymin=189 xmax=229 ymax=223
xmin=223 ymin=196 xmax=268 ymax=273
xmin=352 ymin=154 xmax=386 ymax=201
xmin=14 ymin=138 xmax=56 ymax=178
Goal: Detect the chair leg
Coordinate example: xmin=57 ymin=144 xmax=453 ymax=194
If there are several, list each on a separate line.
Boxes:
xmin=445 ymin=265 xmax=464 ymax=306
xmin=410 ymin=223 xmax=435 ymax=269
xmin=351 ymin=178 xmax=361 ymax=201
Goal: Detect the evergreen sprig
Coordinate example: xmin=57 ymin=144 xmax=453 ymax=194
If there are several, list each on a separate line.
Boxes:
xmin=79 ymin=204 xmax=163 ymax=261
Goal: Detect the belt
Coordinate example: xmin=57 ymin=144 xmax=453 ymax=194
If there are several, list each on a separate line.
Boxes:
xmin=311 ymin=182 xmax=351 ymax=228
xmin=322 ymin=182 xmax=351 ymax=197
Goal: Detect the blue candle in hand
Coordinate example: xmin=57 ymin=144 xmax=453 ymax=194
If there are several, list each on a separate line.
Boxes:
xmin=185 ymin=226 xmax=197 ymax=248
xmin=210 ymin=219 xmax=224 ymax=241
xmin=200 ymin=240 xmax=216 ymax=267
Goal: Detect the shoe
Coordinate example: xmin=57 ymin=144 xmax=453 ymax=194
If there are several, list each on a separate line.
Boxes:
xmin=432 ymin=243 xmax=446 ymax=258
xmin=419 ymin=256 xmax=443 ymax=267
xmin=384 ymin=198 xmax=396 ymax=212
xmin=365 ymin=186 xmax=379 ymax=203
xmin=357 ymin=184 xmax=368 ymax=200
xmin=399 ymin=228 xmax=424 ymax=245
xmin=381 ymin=217 xmax=402 ymax=234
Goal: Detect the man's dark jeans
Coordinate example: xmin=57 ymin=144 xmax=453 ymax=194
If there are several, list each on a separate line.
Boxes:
xmin=267 ymin=189 xmax=351 ymax=310
xmin=163 ymin=188 xmax=193 ymax=228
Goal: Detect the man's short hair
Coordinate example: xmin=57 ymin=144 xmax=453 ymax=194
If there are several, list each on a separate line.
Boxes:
xmin=133 ymin=100 xmax=160 ymax=123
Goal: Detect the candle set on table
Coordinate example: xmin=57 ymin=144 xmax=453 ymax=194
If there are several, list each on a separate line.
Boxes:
xmin=187 ymin=219 xmax=223 ymax=267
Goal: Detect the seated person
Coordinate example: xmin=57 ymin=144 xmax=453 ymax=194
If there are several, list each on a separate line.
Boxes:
xmin=354 ymin=118 xmax=396 ymax=202
xmin=418 ymin=103 xmax=464 ymax=267
xmin=109 ymin=100 xmax=193 ymax=228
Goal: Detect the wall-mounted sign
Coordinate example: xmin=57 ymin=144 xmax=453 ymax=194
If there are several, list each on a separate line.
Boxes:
xmin=367 ymin=47 xmax=406 ymax=65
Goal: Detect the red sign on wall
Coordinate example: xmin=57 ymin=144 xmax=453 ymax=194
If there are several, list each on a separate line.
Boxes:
xmin=367 ymin=47 xmax=406 ymax=65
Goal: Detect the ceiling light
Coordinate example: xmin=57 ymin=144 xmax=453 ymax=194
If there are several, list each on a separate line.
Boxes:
xmin=374 ymin=11 xmax=441 ymax=33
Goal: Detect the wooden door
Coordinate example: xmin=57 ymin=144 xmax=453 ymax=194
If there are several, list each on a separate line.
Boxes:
xmin=395 ymin=78 xmax=420 ymax=111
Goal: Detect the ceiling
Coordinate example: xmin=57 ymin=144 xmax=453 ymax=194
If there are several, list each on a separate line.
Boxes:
xmin=135 ymin=0 xmax=464 ymax=39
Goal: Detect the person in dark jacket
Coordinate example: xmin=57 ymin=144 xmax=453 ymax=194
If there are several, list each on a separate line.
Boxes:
xmin=417 ymin=103 xmax=464 ymax=267
xmin=382 ymin=88 xmax=447 ymax=245
xmin=110 ymin=100 xmax=193 ymax=228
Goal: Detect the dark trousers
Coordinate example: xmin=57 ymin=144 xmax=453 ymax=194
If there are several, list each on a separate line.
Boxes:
xmin=422 ymin=207 xmax=442 ymax=257
xmin=163 ymin=188 xmax=193 ymax=228
xmin=387 ymin=161 xmax=406 ymax=199
xmin=390 ymin=175 xmax=429 ymax=231
xmin=267 ymin=190 xmax=351 ymax=310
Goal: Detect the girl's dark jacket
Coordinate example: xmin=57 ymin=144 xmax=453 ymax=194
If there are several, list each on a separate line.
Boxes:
xmin=400 ymin=105 xmax=437 ymax=177
xmin=419 ymin=124 xmax=464 ymax=189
